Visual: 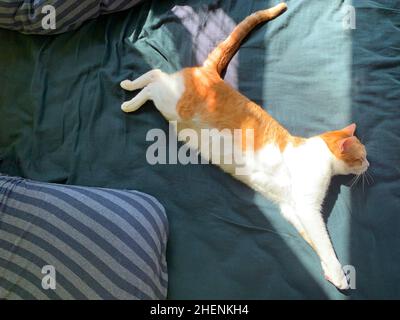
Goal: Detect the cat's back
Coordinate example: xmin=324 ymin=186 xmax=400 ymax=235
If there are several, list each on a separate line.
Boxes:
xmin=176 ymin=67 xmax=280 ymax=149
xmin=176 ymin=67 xmax=241 ymax=120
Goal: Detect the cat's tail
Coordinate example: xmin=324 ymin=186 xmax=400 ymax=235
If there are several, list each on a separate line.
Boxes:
xmin=203 ymin=2 xmax=287 ymax=75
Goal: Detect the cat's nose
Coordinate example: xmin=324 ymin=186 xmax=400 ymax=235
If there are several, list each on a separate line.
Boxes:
xmin=363 ymin=160 xmax=370 ymax=171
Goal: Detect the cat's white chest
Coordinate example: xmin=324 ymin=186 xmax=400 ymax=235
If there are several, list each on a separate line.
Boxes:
xmin=237 ymin=143 xmax=292 ymax=203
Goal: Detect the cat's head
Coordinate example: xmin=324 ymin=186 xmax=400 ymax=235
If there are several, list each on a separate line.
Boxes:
xmin=320 ymin=123 xmax=369 ymax=175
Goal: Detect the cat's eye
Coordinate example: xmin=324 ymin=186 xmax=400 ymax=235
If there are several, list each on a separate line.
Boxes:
xmin=353 ymin=158 xmax=363 ymax=165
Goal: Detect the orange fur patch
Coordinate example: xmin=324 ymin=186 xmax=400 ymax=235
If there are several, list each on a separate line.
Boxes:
xmin=176 ymin=67 xmax=298 ymax=152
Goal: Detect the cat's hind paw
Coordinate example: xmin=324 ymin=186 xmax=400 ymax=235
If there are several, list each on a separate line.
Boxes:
xmin=121 ymin=100 xmax=142 ymax=113
xmin=120 ymin=80 xmax=135 ymax=91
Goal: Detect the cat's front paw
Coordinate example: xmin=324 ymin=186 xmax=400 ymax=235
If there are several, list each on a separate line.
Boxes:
xmin=321 ymin=261 xmax=349 ymax=290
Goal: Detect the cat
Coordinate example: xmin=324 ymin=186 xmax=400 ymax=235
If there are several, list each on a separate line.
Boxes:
xmin=119 ymin=3 xmax=369 ymax=290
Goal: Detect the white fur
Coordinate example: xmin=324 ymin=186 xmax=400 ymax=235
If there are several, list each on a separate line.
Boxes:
xmin=121 ymin=69 xmax=184 ymax=121
xmin=120 ymin=69 xmax=350 ymax=290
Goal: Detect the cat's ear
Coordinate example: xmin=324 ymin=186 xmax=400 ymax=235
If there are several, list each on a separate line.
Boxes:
xmin=341 ymin=123 xmax=356 ymax=136
xmin=338 ymin=136 xmax=356 ymax=153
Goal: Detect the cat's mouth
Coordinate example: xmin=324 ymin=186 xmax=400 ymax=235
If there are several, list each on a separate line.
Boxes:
xmin=361 ymin=159 xmax=370 ymax=172
xmin=354 ymin=161 xmax=370 ymax=175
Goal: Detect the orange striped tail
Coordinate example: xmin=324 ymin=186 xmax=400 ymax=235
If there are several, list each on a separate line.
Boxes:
xmin=203 ymin=3 xmax=287 ymax=75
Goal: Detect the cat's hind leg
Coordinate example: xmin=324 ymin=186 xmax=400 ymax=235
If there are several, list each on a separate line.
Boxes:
xmin=120 ymin=69 xmax=162 ymax=91
xmin=120 ymin=68 xmax=184 ymax=120
xmin=120 ymin=69 xmax=163 ymax=113
xmin=121 ymin=87 xmax=151 ymax=112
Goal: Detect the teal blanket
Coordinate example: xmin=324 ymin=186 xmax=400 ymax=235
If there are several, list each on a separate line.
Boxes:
xmin=0 ymin=0 xmax=399 ymax=299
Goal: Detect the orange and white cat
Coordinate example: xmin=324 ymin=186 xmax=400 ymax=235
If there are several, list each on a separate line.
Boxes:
xmin=120 ymin=3 xmax=369 ymax=290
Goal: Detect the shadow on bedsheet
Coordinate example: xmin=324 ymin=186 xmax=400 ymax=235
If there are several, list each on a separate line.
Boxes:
xmin=347 ymin=1 xmax=400 ymax=299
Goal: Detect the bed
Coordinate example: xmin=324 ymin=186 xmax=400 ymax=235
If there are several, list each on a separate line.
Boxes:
xmin=0 ymin=0 xmax=399 ymax=299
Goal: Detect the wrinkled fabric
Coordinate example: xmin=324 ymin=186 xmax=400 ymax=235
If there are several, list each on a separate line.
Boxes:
xmin=0 ymin=0 xmax=399 ymax=299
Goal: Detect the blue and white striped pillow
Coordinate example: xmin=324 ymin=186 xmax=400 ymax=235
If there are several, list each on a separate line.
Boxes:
xmin=0 ymin=0 xmax=144 ymax=34
xmin=0 ymin=175 xmax=168 ymax=299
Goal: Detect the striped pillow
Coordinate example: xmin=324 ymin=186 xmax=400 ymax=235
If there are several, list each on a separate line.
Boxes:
xmin=0 ymin=0 xmax=144 ymax=34
xmin=0 ymin=175 xmax=168 ymax=299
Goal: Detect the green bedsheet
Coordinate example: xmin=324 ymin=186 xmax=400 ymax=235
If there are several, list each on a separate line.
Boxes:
xmin=0 ymin=0 xmax=399 ymax=299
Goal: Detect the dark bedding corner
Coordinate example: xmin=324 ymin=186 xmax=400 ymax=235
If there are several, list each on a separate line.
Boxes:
xmin=0 ymin=0 xmax=144 ymax=34
xmin=0 ymin=0 xmax=399 ymax=299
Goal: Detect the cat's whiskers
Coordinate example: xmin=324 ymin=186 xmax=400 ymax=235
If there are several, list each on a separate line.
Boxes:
xmin=350 ymin=174 xmax=361 ymax=188
xmin=349 ymin=175 xmax=357 ymax=186
xmin=362 ymin=173 xmax=365 ymax=192
xmin=364 ymin=173 xmax=369 ymax=186
xmin=366 ymin=170 xmax=375 ymax=184
xmin=364 ymin=172 xmax=371 ymax=186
